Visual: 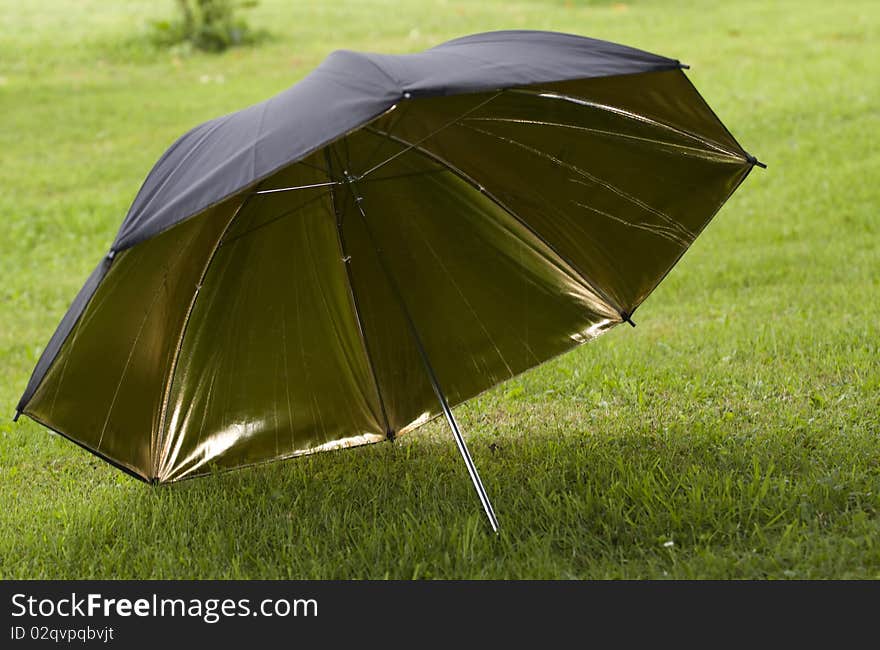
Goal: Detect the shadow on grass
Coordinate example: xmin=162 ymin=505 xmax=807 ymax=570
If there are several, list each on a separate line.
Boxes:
xmin=5 ymin=417 xmax=878 ymax=579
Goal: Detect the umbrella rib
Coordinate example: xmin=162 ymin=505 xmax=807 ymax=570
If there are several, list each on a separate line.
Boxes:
xmin=345 ymin=174 xmax=500 ymax=533
xmin=253 ymin=181 xmax=343 ymax=194
xmin=364 ymin=126 xmax=627 ymax=323
xmin=506 ymin=88 xmax=746 ymax=160
xmin=359 ymin=166 xmax=447 ymax=184
xmin=324 ymin=148 xmax=393 ymax=441
xmin=359 ymin=102 xmax=403 ymax=173
xmin=154 ymin=194 xmax=253 ymax=480
xmin=220 ymin=191 xmax=332 ymax=246
xmin=461 ymin=116 xmax=744 ymax=164
xmin=357 ymin=92 xmax=502 ymax=180
xmin=462 ymin=122 xmax=694 ymax=240
xmin=294 ymin=158 xmax=334 ymax=176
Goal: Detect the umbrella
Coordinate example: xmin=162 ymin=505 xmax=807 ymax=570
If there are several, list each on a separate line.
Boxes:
xmin=16 ymin=31 xmax=763 ymax=531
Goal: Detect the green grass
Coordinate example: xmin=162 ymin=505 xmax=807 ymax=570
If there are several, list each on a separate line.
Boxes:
xmin=1 ymin=0 xmax=878 ymax=579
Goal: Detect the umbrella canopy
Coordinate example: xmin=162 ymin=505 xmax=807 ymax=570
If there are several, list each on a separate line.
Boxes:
xmin=16 ymin=30 xmax=761 ymax=530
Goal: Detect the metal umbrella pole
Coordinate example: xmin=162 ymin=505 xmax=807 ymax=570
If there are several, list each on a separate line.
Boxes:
xmin=344 ymin=172 xmax=500 ymax=533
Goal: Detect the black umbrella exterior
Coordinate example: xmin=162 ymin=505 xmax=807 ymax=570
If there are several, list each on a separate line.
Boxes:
xmin=16 ymin=31 xmax=762 ymax=530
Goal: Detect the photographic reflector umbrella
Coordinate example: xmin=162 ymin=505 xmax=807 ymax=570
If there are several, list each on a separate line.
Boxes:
xmin=16 ymin=31 xmax=763 ymax=531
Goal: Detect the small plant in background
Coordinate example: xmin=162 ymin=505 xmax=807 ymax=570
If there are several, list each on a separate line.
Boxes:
xmin=150 ymin=0 xmax=265 ymax=53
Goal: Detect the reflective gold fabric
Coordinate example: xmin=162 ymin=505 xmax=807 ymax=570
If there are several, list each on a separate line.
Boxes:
xmin=26 ymin=198 xmax=241 ymax=478
xmin=24 ymin=70 xmax=753 ymax=481
xmin=331 ymin=135 xmax=618 ymax=436
xmin=374 ymin=70 xmax=751 ymax=312
xmin=157 ymin=160 xmax=387 ymax=481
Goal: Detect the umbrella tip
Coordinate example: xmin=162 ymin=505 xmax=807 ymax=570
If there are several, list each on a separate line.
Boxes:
xmin=12 ymin=409 xmax=21 ymax=422
xmin=746 ymin=152 xmax=767 ymax=169
xmin=621 ymin=312 xmax=636 ymax=328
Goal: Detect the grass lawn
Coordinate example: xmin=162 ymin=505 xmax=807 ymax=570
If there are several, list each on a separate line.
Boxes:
xmin=1 ymin=0 xmax=878 ymax=579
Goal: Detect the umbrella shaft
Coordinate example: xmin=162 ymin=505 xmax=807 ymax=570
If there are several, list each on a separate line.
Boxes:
xmin=346 ymin=176 xmax=500 ymax=533
xmin=439 ymin=395 xmax=500 ymax=533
